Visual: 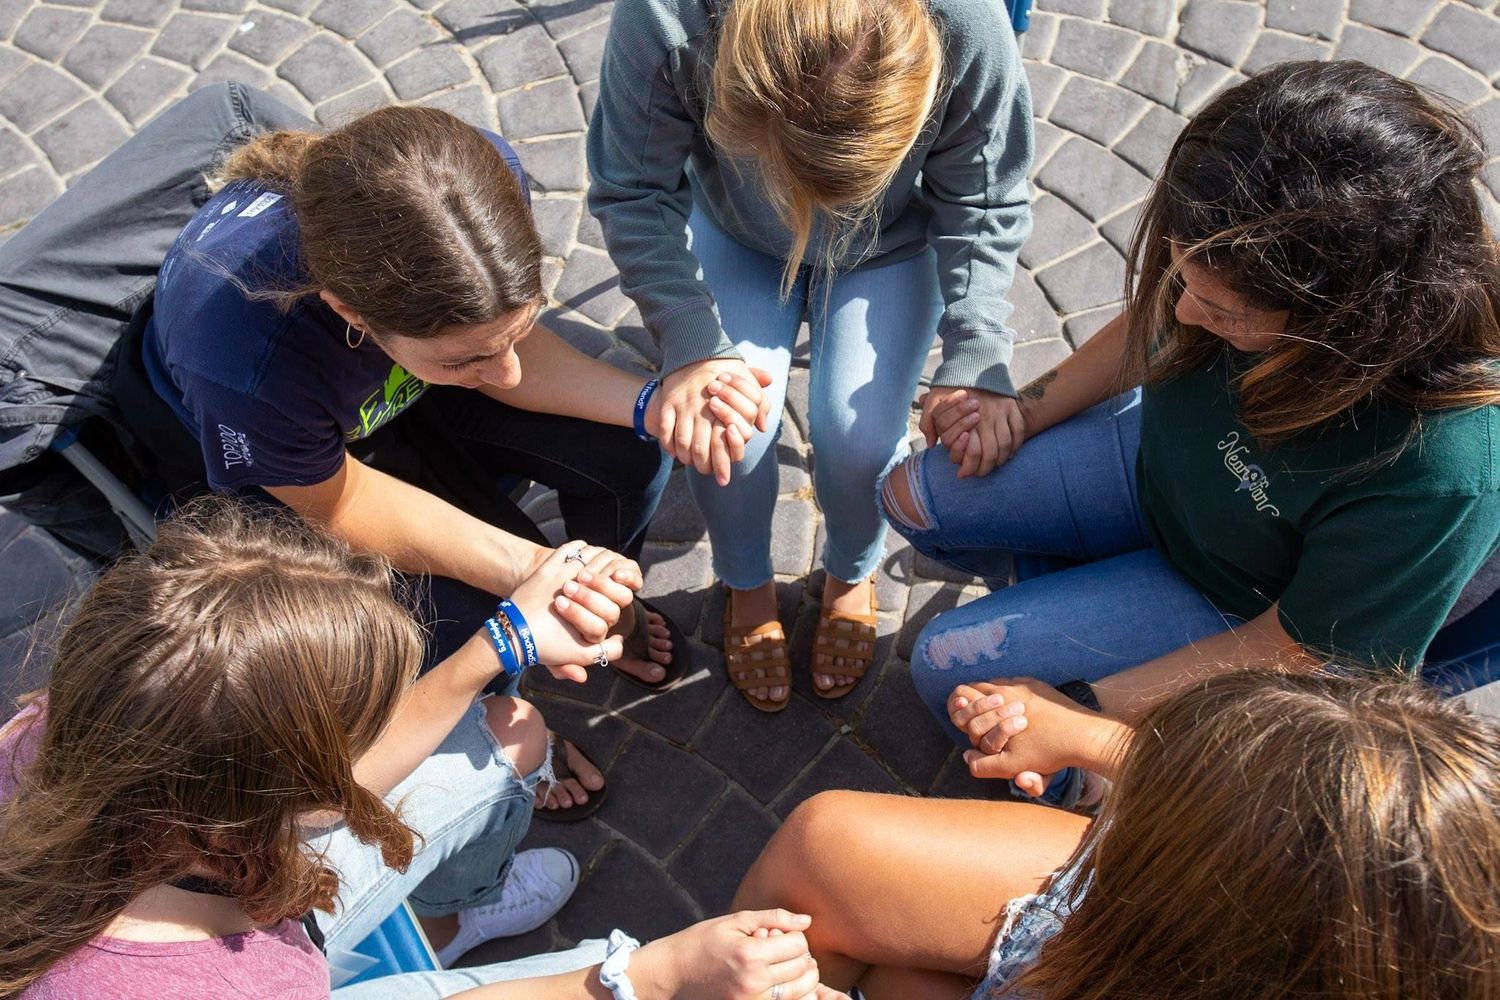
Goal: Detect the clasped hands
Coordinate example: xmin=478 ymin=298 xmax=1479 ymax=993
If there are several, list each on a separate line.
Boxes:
xmin=946 ymin=678 xmax=1119 ymax=798
xmin=651 ymin=359 xmax=774 ymax=487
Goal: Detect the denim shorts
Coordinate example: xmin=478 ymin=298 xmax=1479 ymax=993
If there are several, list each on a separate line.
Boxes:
xmin=970 ymin=860 xmax=1088 ymax=999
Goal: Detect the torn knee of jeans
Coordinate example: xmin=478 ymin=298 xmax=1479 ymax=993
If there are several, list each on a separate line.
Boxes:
xmin=919 ymin=615 xmax=1020 ymax=671
xmin=880 ymin=456 xmax=935 ymax=532
xmin=529 ymin=740 xmax=558 ymax=797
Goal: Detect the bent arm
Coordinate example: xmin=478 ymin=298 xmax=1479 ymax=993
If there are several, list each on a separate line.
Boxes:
xmin=266 ymin=453 xmax=544 ymax=597
xmin=484 ymin=323 xmax=648 ymax=427
xmin=1091 ymin=603 xmax=1322 ymax=723
xmin=1015 ymin=310 xmax=1137 ymax=436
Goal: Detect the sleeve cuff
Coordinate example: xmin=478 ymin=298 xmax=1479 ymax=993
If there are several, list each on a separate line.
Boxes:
xmin=656 ymin=300 xmax=742 ymax=375
xmin=931 ymin=332 xmax=1017 ymax=397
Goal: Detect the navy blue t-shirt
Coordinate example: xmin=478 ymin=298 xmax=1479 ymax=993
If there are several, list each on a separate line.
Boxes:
xmin=143 ymin=130 xmax=530 ymax=492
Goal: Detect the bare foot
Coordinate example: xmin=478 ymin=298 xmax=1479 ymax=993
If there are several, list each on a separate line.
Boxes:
xmin=729 ymin=583 xmax=788 ymax=702
xmin=610 ymin=603 xmax=674 ymax=685
xmin=534 ymin=735 xmax=605 ymax=811
xmin=816 ymin=575 xmax=872 ymax=691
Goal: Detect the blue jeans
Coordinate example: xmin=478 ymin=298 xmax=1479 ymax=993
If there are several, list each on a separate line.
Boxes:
xmin=686 ymin=209 xmax=940 ymax=588
xmin=883 ymin=390 xmax=1240 ymax=747
xmin=314 ymin=700 xmax=605 ymax=998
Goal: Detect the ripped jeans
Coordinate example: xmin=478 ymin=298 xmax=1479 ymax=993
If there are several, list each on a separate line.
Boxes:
xmin=882 ymin=390 xmax=1240 ymax=747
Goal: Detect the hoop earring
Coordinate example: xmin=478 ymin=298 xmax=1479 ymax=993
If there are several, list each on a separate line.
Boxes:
xmin=345 ymin=322 xmax=366 ymax=349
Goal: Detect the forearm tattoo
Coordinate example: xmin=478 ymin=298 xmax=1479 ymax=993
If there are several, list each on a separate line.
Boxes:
xmin=1019 ymin=370 xmax=1058 ymax=403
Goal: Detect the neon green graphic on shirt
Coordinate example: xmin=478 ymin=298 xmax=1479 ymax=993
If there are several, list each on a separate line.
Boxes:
xmin=350 ymin=364 xmax=428 ymax=440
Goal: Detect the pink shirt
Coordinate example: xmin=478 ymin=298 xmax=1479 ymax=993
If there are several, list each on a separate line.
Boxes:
xmin=1 ymin=704 xmax=329 ymax=999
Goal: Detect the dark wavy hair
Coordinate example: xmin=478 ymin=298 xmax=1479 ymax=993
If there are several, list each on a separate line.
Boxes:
xmin=1126 ymin=60 xmax=1500 ymax=444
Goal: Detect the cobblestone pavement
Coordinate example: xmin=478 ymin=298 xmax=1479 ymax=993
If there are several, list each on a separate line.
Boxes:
xmin=1 ymin=0 xmax=1497 ymax=963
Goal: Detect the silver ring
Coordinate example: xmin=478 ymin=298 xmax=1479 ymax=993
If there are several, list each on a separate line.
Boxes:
xmin=594 ymin=643 xmax=610 ymax=668
xmin=563 ymin=547 xmax=587 ymax=565
xmin=770 ymin=985 xmax=784 ymax=1000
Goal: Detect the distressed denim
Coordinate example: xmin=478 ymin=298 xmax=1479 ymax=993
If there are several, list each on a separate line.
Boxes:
xmin=685 ymin=208 xmax=940 ymax=588
xmin=971 ymin=860 xmax=1088 ymax=999
xmin=882 ymin=391 xmax=1238 ymax=747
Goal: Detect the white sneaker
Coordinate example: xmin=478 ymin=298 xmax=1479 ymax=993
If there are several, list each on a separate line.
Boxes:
xmin=434 ymin=847 xmax=579 ymax=967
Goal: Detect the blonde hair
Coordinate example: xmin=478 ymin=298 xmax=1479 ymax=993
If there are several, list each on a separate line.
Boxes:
xmin=706 ymin=0 xmax=943 ymax=295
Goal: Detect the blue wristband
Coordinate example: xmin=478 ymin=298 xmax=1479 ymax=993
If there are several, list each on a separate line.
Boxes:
xmin=483 ymin=617 xmax=524 ymax=678
xmin=633 ymin=379 xmax=660 ymax=443
xmin=497 ymin=599 xmax=540 ymax=669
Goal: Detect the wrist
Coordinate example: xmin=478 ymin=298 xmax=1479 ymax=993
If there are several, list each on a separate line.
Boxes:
xmin=622 ymin=939 xmax=673 ymax=1000
xmin=1075 ymin=714 xmax=1131 ymax=779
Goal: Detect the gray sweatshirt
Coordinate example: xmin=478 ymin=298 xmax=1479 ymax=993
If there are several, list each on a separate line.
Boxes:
xmin=586 ymin=0 xmax=1034 ymax=396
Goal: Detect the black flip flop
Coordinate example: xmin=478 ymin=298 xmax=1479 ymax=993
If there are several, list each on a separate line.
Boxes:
xmin=612 ymin=597 xmax=693 ymax=693
xmin=535 ymin=733 xmax=608 ymax=823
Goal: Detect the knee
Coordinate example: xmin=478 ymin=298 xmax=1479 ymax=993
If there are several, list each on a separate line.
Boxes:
xmin=483 ymin=696 xmax=549 ymax=777
xmin=736 ymin=790 xmax=860 ymax=911
xmin=910 ymin=614 xmax=1017 ymax=709
xmin=879 ymin=455 xmax=933 ymax=532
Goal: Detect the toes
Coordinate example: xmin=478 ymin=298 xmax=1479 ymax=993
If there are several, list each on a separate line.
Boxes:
xmin=770 ymin=685 xmax=788 ymax=700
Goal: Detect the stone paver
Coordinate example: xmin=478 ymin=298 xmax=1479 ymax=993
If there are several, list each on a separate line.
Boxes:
xmin=0 ymin=0 xmax=1497 ymax=968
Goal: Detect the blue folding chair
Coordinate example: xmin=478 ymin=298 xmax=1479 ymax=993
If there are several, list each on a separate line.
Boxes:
xmin=1007 ymin=0 xmax=1033 ymax=31
xmin=327 ymin=901 xmax=441 ymax=988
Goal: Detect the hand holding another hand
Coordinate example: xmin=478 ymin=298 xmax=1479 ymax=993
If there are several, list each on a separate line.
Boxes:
xmin=629 ymin=909 xmax=849 ymax=1000
xmin=947 ymin=678 xmax=1121 ymax=797
xmin=919 ymin=387 xmax=1027 ymax=479
xmin=650 ymin=359 xmax=774 ymax=486
xmin=507 ymin=542 xmax=644 ymax=683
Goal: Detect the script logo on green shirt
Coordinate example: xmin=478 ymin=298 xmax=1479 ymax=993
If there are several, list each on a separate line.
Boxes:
xmin=1217 ymin=430 xmax=1280 ymax=517
xmin=350 ymin=364 xmax=428 ymax=440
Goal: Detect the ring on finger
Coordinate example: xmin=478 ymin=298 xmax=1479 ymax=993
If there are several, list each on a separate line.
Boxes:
xmin=594 ymin=643 xmax=610 ymax=668
xmin=769 ymin=985 xmax=783 ymax=1000
xmin=564 ymin=547 xmax=587 ymax=566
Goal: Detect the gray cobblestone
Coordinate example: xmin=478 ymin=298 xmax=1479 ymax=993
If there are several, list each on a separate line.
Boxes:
xmin=1049 ymin=18 xmax=1140 ymax=79
xmin=0 ymin=46 xmax=25 ymax=90
xmin=104 ymin=57 xmax=191 ymax=123
xmin=0 ymin=124 xmax=30 ymax=174
xmin=558 ymin=18 xmax=607 ymax=83
xmin=1032 ymin=118 xmax=1067 ymax=165
xmin=419 ymin=82 xmax=494 ymax=127
xmin=1008 ymin=266 xmax=1064 ymax=343
xmin=184 ymin=0 xmax=252 ymax=12
xmin=100 ymin=0 xmax=173 ymax=28
xmin=153 ymin=13 xmax=239 ymax=70
xmin=1100 ymin=200 xmax=1143 ymax=252
xmin=526 ymin=0 xmax=613 ymax=41
xmin=1047 ymin=74 xmax=1149 ymax=146
xmin=1350 ymin=0 xmax=1440 ymax=36
xmin=1243 ymin=30 xmax=1332 ymax=73
xmin=529 ymin=195 xmax=579 ymax=256
xmin=1266 ymin=0 xmax=1344 ymax=40
xmin=1035 ymin=238 xmax=1127 ymax=313
xmin=515 ymin=134 xmax=585 ymax=191
xmin=1114 ymin=102 xmax=1185 ymax=175
xmin=1018 ymin=192 xmax=1096 ymax=269
xmin=262 ymin=0 xmax=318 ymax=12
xmin=229 ymin=10 xmax=315 ymax=63
xmin=310 ymin=0 xmax=396 ymax=38
xmin=355 ymin=7 xmax=438 ymax=64
xmin=1178 ymin=0 xmax=1263 ymax=68
xmin=435 ymin=0 xmax=525 ymax=42
xmin=1121 ymin=39 xmax=1193 ymax=106
xmin=0 ymin=62 xmax=83 ymax=131
xmin=1108 ymin=0 xmax=1175 ymax=35
xmin=476 ymin=22 xmax=566 ymax=94
xmin=1063 ymin=305 xmax=1119 ymax=346
xmin=1036 ymin=136 xmax=1151 ymax=221
xmin=1020 ymin=10 xmax=1057 ymax=60
xmin=279 ymin=35 xmax=373 ymax=103
xmin=1333 ymin=23 xmax=1423 ymax=74
xmin=1175 ymin=58 xmax=1243 ymax=115
xmin=1422 ymin=4 xmax=1500 ymax=76
xmin=553 ymin=245 xmax=629 ymax=324
xmin=0 ymin=163 xmax=59 ymax=226
xmin=385 ymin=42 xmax=469 ymax=100
xmin=497 ymin=76 xmax=585 ymax=138
xmin=314 ymin=79 xmax=389 ymax=124
xmin=1041 ymin=0 xmax=1107 ymax=16
xmin=1409 ymin=56 xmax=1493 ymax=104
xmin=33 ymin=97 xmax=127 ymax=175
xmin=1022 ymin=58 xmax=1066 ymax=116
xmin=14 ymin=6 xmax=88 ymax=62
xmin=62 ymin=25 xmax=151 ymax=89
xmin=193 ymin=49 xmax=271 ymax=90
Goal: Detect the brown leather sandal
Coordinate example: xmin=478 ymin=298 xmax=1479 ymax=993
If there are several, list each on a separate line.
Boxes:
xmin=812 ymin=582 xmax=878 ymax=700
xmin=721 ymin=589 xmax=792 ymax=713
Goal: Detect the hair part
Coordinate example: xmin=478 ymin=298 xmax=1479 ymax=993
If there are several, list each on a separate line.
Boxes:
xmin=706 ymin=0 xmax=943 ymax=296
xmin=217 ymin=105 xmax=545 ymax=340
xmin=1009 ymin=671 xmax=1500 ymax=999
xmin=0 ymin=498 xmax=423 ymax=994
xmin=1125 ymin=61 xmax=1500 ymax=444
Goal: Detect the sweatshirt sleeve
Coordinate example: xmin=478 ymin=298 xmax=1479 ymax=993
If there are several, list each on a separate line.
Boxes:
xmin=585 ymin=8 xmax=739 ymax=376
xmin=921 ymin=14 xmax=1034 ymax=398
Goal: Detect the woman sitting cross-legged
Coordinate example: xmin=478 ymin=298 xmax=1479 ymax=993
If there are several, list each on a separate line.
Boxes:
xmin=880 ymin=60 xmax=1500 ymax=805
xmin=116 ymin=104 xmax=774 ymax=819
xmin=0 ymin=500 xmax=841 ymax=1000
xmin=736 ymin=670 xmax=1500 ymax=999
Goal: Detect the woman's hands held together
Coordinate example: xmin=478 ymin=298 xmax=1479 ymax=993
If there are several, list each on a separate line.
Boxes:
xmin=920 ymin=387 xmax=1027 ymax=479
xmin=947 ymin=678 xmax=1128 ymax=796
xmin=652 ymin=359 xmax=774 ymax=487
xmin=628 ymin=910 xmax=850 ymax=1000
xmin=506 ymin=542 xmax=645 ymax=683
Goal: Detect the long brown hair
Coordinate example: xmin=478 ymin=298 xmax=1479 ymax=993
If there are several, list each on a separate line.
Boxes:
xmin=218 ymin=105 xmax=544 ymax=339
xmin=1126 ymin=61 xmax=1500 ymax=445
xmin=706 ymin=0 xmax=943 ymax=295
xmin=1010 ymin=671 xmax=1500 ymax=999
xmin=0 ymin=499 xmax=423 ymax=994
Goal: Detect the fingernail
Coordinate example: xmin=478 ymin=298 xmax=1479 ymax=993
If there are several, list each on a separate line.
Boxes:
xmin=555 ymin=596 xmax=569 ymax=609
xmin=953 ymin=697 xmax=969 ymax=710
xmin=563 ymin=581 xmax=578 ymax=596
xmin=1013 ymin=717 xmax=1028 ymax=731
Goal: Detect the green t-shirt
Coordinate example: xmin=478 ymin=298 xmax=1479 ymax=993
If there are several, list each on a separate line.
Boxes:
xmin=1138 ymin=347 xmax=1500 ymax=670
